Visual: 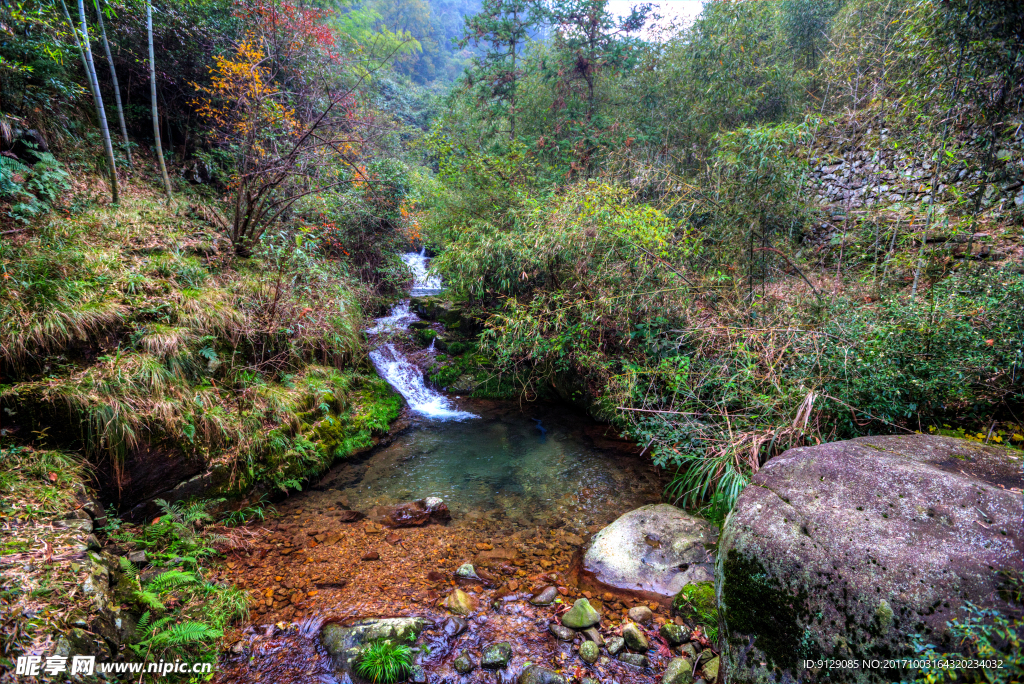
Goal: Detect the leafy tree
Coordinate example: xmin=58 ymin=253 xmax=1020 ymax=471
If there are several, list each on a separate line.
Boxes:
xmin=461 ymin=0 xmax=547 ymax=141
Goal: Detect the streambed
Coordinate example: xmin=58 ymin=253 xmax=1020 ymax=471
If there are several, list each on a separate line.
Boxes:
xmin=213 ymin=253 xmax=673 ymax=684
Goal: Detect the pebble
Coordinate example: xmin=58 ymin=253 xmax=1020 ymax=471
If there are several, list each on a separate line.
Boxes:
xmin=579 ymin=640 xmax=599 ymax=664
xmin=530 ymin=586 xmax=559 ymax=606
xmin=360 ymin=551 xmax=380 ymax=561
xmin=627 ymin=605 xmax=654 ymax=624
xmin=619 ymin=653 xmax=649 ymax=668
xmin=606 ymin=635 xmax=625 ymax=655
xmin=660 ymin=622 xmax=689 ymax=645
xmin=548 ymin=623 xmax=576 ymax=641
xmin=622 ymin=622 xmax=649 ymax=651
xmin=453 ymin=652 xmax=475 ymax=674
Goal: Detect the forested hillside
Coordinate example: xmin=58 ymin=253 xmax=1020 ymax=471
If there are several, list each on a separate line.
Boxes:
xmin=1 ymin=0 xmax=1021 ymax=681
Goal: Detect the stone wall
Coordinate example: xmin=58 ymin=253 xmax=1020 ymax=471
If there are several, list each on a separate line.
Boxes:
xmin=801 ymin=122 xmax=1024 ymax=251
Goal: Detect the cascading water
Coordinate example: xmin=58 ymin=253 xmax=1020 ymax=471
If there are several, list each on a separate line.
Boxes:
xmin=401 ymin=248 xmax=443 ymax=296
xmin=367 ymin=251 xmax=476 ymax=420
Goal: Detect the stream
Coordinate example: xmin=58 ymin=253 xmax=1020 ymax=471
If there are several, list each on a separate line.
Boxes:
xmin=213 ymin=252 xmax=670 ymax=684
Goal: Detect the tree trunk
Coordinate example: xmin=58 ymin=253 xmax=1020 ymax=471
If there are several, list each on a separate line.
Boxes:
xmin=93 ymin=0 xmax=131 ymax=166
xmin=147 ymin=0 xmax=173 ymax=202
xmin=69 ymin=0 xmax=119 ymax=202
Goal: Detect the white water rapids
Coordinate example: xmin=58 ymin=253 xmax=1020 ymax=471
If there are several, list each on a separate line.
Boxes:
xmin=368 ymin=250 xmax=477 ymax=421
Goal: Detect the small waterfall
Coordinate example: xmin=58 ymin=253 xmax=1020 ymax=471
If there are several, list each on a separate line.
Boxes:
xmin=401 ymin=249 xmax=443 ymax=296
xmin=367 ymin=251 xmax=476 ymax=421
xmin=369 ymin=344 xmax=476 ymax=420
xmin=365 ymin=301 xmax=416 ymax=334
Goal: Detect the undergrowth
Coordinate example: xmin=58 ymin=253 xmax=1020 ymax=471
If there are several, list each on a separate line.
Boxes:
xmin=0 ymin=190 xmax=403 ymax=501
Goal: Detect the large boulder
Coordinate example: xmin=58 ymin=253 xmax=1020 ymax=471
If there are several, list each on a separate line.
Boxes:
xmin=580 ymin=504 xmax=716 ymax=606
xmin=718 ymin=435 xmax=1023 ymax=683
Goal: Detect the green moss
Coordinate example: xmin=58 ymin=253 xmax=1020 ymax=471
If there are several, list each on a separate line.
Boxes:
xmin=722 ymin=549 xmax=810 ymax=671
xmin=415 ymin=328 xmax=438 ymax=346
xmin=674 ymin=581 xmax=717 ymax=617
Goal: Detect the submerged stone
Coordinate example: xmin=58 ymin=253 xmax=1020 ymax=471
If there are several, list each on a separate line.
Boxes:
xmin=442 ymin=616 xmax=467 ymax=637
xmin=549 ymin=623 xmax=575 ymax=641
xmin=321 ymin=617 xmax=426 ymax=671
xmin=561 ymin=598 xmax=601 ymax=629
xmin=481 ymin=642 xmax=512 ymax=669
xmin=453 ymin=652 xmax=475 ymax=674
xmin=443 ymin=588 xmax=476 ymax=615
xmin=530 ymin=586 xmax=559 ymax=606
xmin=519 ymin=665 xmax=567 ymax=684
xmin=619 ymin=653 xmax=649 ymax=668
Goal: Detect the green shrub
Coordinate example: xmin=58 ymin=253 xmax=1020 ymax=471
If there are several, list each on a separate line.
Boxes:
xmin=911 ymin=603 xmax=1023 ymax=684
xmin=355 ymin=639 xmax=414 ymax=684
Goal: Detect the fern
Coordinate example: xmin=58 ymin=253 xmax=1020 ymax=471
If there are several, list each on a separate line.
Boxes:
xmin=150 ymin=621 xmax=222 ymax=647
xmin=148 ymin=570 xmax=202 ymax=592
xmin=136 ymin=611 xmax=152 ymax=634
xmin=134 ymin=590 xmax=166 ymax=612
xmin=119 ymin=556 xmax=140 ymax=578
xmin=0 ymin=155 xmax=30 ymax=197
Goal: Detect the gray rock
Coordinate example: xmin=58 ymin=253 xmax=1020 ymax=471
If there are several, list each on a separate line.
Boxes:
xmin=561 ymin=598 xmax=601 ymax=629
xmin=581 ymin=504 xmax=715 ymax=605
xmin=519 ymin=665 xmax=567 ymax=684
xmin=680 ymin=643 xmax=699 ymax=661
xmin=579 ymin=640 xmax=599 ymax=664
xmin=85 ymin=535 xmax=102 ymax=551
xmin=321 ymin=618 xmax=425 ymax=671
xmin=127 ymin=551 xmax=147 ymax=565
xmin=549 ymin=623 xmax=575 ymax=641
xmin=606 ymin=636 xmax=625 ymax=655
xmin=660 ymin=623 xmax=688 ymax=645
xmin=622 ymin=622 xmax=648 ymax=652
xmin=582 ymin=626 xmax=604 ymax=646
xmin=719 ymin=435 xmax=1023 ymax=684
xmin=619 ymin=653 xmax=649 ymax=668
xmin=453 ymin=651 xmax=475 ymax=674
xmin=530 ymin=586 xmax=559 ymax=606
xmin=627 ymin=606 xmax=653 ymax=624
xmin=409 ymin=665 xmax=427 ymax=683
xmin=57 ymin=518 xmax=93 ymax=533
xmin=482 ymin=642 xmax=512 ymax=669
xmin=662 ymin=657 xmax=694 ymax=684
xmin=442 ymin=616 xmax=467 ymax=637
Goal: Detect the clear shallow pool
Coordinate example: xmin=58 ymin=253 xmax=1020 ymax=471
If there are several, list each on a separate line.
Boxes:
xmin=316 ymin=401 xmax=664 ymax=528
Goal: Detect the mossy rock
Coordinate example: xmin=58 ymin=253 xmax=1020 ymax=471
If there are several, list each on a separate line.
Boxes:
xmin=718 ymin=434 xmax=1023 ymax=684
xmin=673 ymin=581 xmax=716 ymax=620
